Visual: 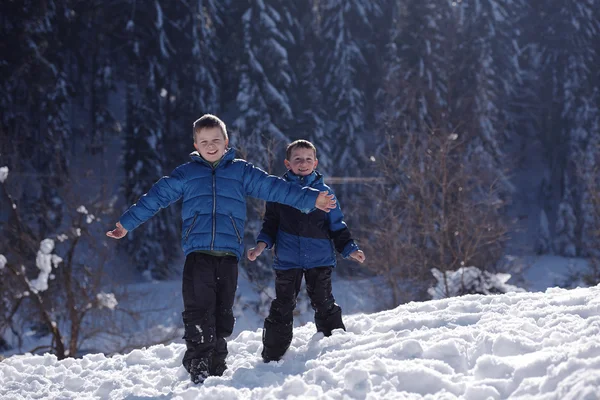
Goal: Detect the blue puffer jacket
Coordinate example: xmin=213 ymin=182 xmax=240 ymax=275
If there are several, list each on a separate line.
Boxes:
xmin=256 ymin=171 xmax=359 ymax=270
xmin=119 ymin=149 xmax=320 ymax=260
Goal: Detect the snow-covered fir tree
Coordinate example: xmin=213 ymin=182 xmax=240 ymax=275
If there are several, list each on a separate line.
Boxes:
xmin=120 ymin=0 xmax=183 ymax=279
xmin=215 ymin=1 xmax=245 ymax=116
xmin=286 ymin=1 xmax=331 ymax=174
xmin=524 ymin=0 xmax=599 ymax=256
xmin=118 ymin=0 xmax=223 ymax=279
xmin=68 ymin=2 xmax=121 ymax=156
xmin=380 ymin=0 xmax=449 ymax=134
xmin=163 ymin=0 xmax=222 ymax=159
xmin=228 ymin=0 xmax=302 ymax=283
xmin=449 ymin=0 xmax=525 ymax=191
xmin=233 ymin=0 xmax=297 ymax=169
xmin=318 ymin=0 xmax=383 ymax=178
xmin=0 ymin=0 xmax=71 ymax=239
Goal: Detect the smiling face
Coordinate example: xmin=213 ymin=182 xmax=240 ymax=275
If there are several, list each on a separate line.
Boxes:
xmin=194 ymin=126 xmax=228 ymax=163
xmin=284 ymin=147 xmax=318 ymax=176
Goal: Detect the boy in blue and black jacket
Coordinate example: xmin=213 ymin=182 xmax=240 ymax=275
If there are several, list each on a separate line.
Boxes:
xmin=247 ymin=139 xmax=366 ymax=363
xmin=106 ymin=116 xmax=337 ymax=384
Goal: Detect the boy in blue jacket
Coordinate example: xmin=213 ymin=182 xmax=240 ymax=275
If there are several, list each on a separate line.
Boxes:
xmin=247 ymin=139 xmax=365 ymax=363
xmin=106 ymin=115 xmax=336 ymax=384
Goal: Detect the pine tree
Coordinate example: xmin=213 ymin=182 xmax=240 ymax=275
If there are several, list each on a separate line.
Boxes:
xmin=230 ymin=1 xmax=302 ymax=283
xmin=448 ymin=0 xmax=526 ymax=190
xmin=0 ymin=0 xmax=71 ymax=239
xmin=162 ymin=0 xmax=222 ymax=160
xmin=119 ymin=0 xmax=183 ymax=279
xmin=318 ymin=0 xmax=383 ymax=177
xmin=216 ymin=1 xmax=245 ymax=116
xmin=233 ymin=0 xmax=297 ymax=170
xmin=525 ymin=0 xmax=599 ymax=255
xmin=64 ymin=2 xmax=122 ymax=157
xmin=381 ymin=0 xmax=450 ymax=134
xmin=287 ymin=1 xmax=331 ymax=174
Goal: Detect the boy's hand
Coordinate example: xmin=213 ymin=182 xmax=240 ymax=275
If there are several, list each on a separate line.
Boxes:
xmin=247 ymin=242 xmax=267 ymax=261
xmin=106 ymin=222 xmax=128 ymax=239
xmin=315 ymin=191 xmax=336 ymax=212
xmin=349 ymin=250 xmax=366 ymax=263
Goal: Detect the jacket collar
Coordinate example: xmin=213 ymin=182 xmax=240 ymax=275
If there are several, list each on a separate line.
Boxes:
xmin=189 ymin=147 xmax=236 ymax=167
xmin=283 ymin=170 xmax=323 ymax=187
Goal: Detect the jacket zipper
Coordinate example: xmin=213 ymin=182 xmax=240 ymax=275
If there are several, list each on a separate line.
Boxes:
xmin=184 ymin=213 xmax=198 ymax=241
xmin=210 ymin=168 xmax=216 ymax=249
xmin=229 ymin=215 xmax=242 ymax=244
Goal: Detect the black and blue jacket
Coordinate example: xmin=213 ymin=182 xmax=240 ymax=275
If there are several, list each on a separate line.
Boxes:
xmin=256 ymin=170 xmax=359 ymax=270
xmin=119 ymin=148 xmax=320 ymax=260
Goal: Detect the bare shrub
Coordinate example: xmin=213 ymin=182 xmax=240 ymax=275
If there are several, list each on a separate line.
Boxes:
xmin=0 ymin=171 xmax=180 ymax=359
xmin=362 ymin=129 xmax=509 ymax=306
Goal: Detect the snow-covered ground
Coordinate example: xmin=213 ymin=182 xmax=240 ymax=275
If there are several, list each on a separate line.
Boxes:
xmin=2 ymin=284 xmax=600 ymax=399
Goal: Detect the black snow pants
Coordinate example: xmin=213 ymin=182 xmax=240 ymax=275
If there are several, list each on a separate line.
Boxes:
xmin=262 ymin=266 xmax=345 ymax=362
xmin=181 ymin=252 xmax=238 ymax=376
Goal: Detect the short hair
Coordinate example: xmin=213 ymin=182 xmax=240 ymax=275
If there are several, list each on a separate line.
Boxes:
xmin=286 ymin=139 xmax=317 ymax=160
xmin=193 ymin=114 xmax=228 ymax=142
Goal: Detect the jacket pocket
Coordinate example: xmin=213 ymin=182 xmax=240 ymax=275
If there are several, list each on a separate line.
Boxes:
xmin=184 ymin=213 xmax=198 ymax=241
xmin=229 ymin=215 xmax=242 ymax=244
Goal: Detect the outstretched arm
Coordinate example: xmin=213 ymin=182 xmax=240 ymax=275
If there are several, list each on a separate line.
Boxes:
xmin=242 ymin=163 xmax=336 ymax=212
xmin=106 ymin=168 xmax=185 ymax=239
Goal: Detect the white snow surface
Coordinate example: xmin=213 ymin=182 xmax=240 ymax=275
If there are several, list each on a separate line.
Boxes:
xmin=2 ymin=285 xmax=600 ymax=399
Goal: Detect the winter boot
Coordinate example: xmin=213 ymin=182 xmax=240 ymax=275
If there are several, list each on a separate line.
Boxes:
xmin=209 ymin=337 xmax=228 ymax=376
xmin=185 ymin=358 xmax=210 ymax=384
xmin=209 ymin=355 xmax=227 ymax=376
xmin=261 ymin=317 xmax=292 ymax=363
xmin=261 ymin=346 xmax=283 ymax=363
xmin=315 ymin=302 xmax=345 ymax=337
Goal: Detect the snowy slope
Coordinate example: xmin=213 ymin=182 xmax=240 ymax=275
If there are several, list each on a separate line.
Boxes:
xmin=2 ymin=285 xmax=600 ymax=399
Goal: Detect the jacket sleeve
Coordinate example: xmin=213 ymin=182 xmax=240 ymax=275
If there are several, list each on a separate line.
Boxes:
xmin=256 ymin=202 xmax=278 ymax=249
xmin=242 ymin=162 xmax=319 ymax=212
xmin=119 ymin=167 xmax=185 ymax=231
xmin=327 ymin=191 xmax=359 ymax=258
